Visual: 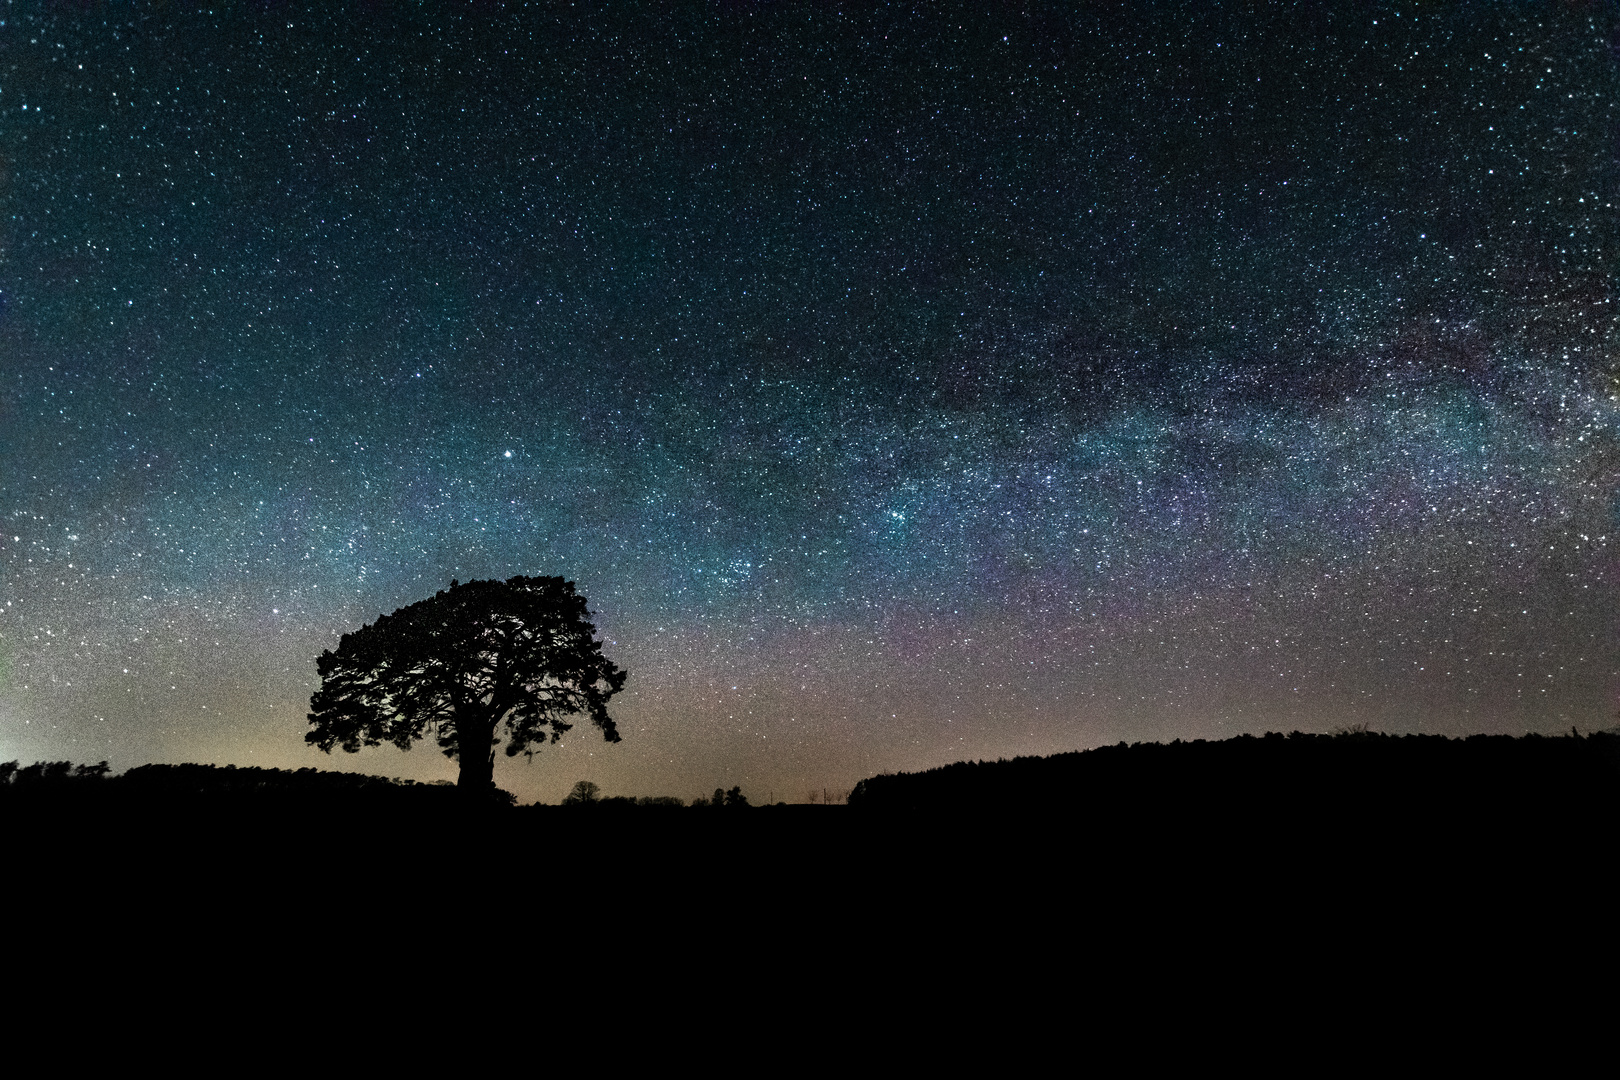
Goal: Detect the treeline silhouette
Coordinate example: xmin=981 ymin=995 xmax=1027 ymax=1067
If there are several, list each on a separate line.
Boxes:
xmin=1 ymin=760 xmax=482 ymax=811
xmin=848 ymin=729 xmax=1620 ymax=828
xmin=557 ymin=779 xmax=746 ymax=807
xmin=0 ymin=761 xmax=757 ymax=813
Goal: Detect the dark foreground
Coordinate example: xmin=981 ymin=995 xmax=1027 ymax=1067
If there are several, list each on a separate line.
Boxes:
xmin=8 ymin=732 xmax=1616 ymax=984
xmin=9 ymin=730 xmax=1616 ymax=890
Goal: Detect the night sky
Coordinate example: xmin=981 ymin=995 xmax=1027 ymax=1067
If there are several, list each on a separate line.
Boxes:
xmin=3 ymin=2 xmax=1617 ymax=804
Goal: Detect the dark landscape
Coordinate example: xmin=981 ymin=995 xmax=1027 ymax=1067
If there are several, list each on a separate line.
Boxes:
xmin=12 ymin=730 xmax=1616 ymax=868
xmin=9 ymin=734 xmax=1615 ymax=998
xmin=5 ymin=6 xmax=1619 ymax=977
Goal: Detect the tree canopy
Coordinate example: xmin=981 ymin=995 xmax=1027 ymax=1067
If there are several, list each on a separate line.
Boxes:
xmin=307 ymin=576 xmax=627 ymax=794
xmin=562 ymin=780 xmax=601 ymax=804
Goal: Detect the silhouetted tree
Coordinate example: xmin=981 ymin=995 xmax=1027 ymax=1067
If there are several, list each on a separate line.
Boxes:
xmin=563 ymin=780 xmax=601 ymax=805
xmin=307 ymin=576 xmax=627 ymax=798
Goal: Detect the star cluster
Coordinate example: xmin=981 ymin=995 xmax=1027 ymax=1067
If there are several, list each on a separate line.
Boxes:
xmin=2 ymin=3 xmax=1617 ymax=802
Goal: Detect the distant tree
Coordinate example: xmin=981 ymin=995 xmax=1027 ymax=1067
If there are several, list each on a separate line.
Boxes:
xmin=563 ymin=780 xmax=601 ymax=805
xmin=307 ymin=576 xmax=627 ymax=798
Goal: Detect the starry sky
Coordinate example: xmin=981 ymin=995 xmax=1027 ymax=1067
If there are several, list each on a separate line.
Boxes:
xmin=2 ymin=2 xmax=1617 ymax=804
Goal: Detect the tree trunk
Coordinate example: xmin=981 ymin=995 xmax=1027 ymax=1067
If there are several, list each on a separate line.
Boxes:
xmin=456 ymin=715 xmax=497 ymax=794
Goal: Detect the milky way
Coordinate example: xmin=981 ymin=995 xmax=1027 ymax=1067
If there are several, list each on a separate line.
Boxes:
xmin=3 ymin=3 xmax=1617 ymax=803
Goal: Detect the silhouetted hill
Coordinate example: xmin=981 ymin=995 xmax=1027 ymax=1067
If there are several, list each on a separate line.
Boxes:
xmin=848 ymin=730 xmax=1620 ymax=829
